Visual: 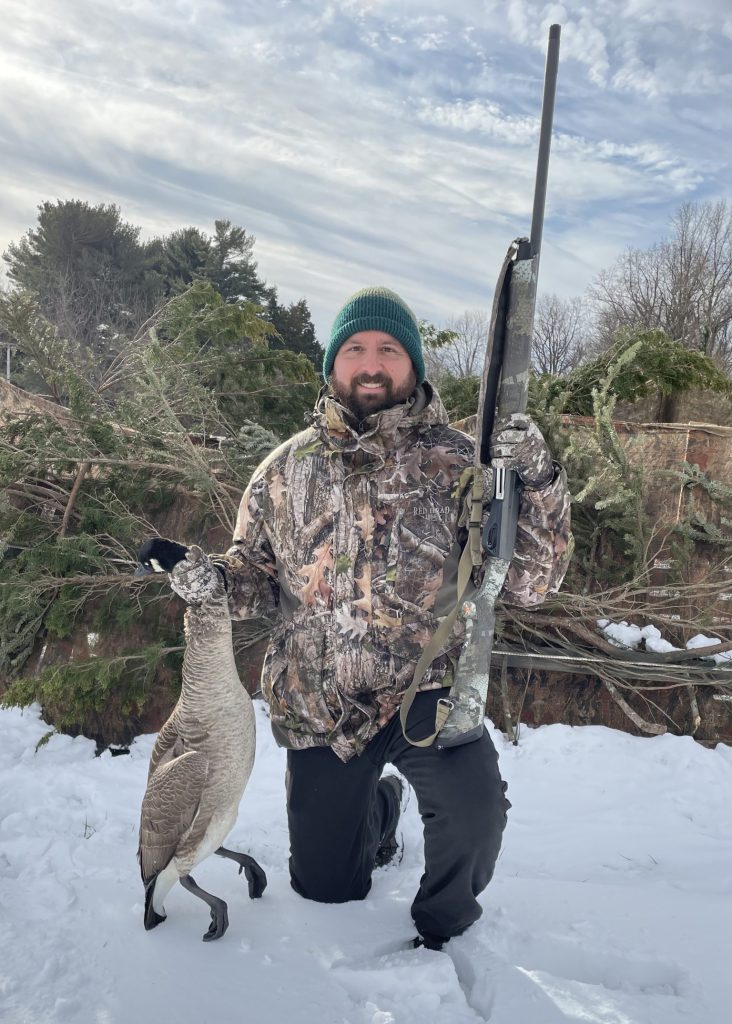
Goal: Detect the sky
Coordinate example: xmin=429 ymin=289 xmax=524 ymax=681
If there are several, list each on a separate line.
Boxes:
xmin=2 ymin=696 xmax=731 ymax=1023
xmin=1 ymin=0 xmax=731 ymax=341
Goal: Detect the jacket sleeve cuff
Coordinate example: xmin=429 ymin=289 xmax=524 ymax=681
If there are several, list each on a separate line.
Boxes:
xmin=520 ymin=460 xmax=562 ymax=492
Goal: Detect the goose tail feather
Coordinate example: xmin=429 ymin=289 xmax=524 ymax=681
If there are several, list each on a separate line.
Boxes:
xmin=144 ymin=873 xmax=167 ymax=931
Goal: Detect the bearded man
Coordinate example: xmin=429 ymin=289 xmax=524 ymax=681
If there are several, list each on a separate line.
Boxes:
xmin=145 ymin=286 xmax=572 ymax=951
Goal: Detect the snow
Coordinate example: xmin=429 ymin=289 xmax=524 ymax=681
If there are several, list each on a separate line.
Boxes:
xmin=598 ymin=620 xmax=645 ymax=649
xmin=687 ymin=634 xmax=732 ymax=665
xmin=597 ymin=620 xmax=684 ymax=653
xmin=596 ymin=620 xmax=683 ymax=652
xmin=2 ymin=701 xmax=731 ymax=1024
xmin=597 ymin=620 xmax=732 ymax=662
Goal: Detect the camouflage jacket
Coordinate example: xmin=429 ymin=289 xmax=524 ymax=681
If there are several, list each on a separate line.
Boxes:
xmin=220 ymin=383 xmax=572 ymax=762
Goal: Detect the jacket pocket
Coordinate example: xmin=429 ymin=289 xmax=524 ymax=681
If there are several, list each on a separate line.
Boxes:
xmin=263 ymin=623 xmax=338 ymax=738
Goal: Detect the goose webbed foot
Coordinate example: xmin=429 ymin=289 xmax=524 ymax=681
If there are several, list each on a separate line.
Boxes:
xmin=239 ymin=856 xmax=267 ymax=899
xmin=215 ymin=847 xmax=268 ymax=898
xmin=179 ymin=873 xmax=229 ymax=941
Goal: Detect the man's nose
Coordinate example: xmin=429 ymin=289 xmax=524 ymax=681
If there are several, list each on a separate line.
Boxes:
xmin=359 ymin=352 xmax=384 ymax=375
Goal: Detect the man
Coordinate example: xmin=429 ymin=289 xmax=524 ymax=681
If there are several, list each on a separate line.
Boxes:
xmin=154 ymin=286 xmax=572 ymax=951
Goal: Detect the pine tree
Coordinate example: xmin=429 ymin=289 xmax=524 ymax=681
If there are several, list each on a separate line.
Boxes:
xmin=151 ymin=220 xmax=264 ymax=304
xmin=546 ymin=329 xmax=731 ymax=422
xmin=3 ymin=200 xmax=158 ymax=351
xmin=264 ymin=289 xmax=323 ymax=367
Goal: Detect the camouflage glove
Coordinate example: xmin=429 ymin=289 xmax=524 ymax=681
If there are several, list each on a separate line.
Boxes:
xmin=489 ymin=412 xmax=554 ymax=489
xmin=169 ymin=547 xmax=226 ymax=605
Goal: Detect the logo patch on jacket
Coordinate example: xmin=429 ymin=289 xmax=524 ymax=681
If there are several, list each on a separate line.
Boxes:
xmin=412 ymin=503 xmax=452 ymax=520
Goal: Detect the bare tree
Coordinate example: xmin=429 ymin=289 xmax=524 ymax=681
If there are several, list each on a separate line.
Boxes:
xmin=590 ymin=200 xmax=732 ymax=369
xmin=425 ymin=309 xmax=489 ymax=380
xmin=532 ymin=293 xmax=589 ymax=375
xmin=427 ymin=297 xmax=589 ymax=382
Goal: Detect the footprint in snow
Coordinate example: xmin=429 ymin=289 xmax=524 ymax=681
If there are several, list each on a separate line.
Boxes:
xmin=447 ymin=929 xmax=696 ymax=1024
xmin=330 ymin=941 xmax=485 ymax=1024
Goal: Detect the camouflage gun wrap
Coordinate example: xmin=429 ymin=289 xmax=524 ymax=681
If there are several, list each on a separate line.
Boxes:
xmin=437 ymin=25 xmax=561 ymax=748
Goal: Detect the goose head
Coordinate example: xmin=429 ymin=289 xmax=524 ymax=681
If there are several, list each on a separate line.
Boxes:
xmin=135 ymin=538 xmax=189 ymax=577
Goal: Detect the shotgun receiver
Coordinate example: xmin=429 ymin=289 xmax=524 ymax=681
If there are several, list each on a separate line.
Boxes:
xmin=435 ymin=24 xmax=561 ymax=748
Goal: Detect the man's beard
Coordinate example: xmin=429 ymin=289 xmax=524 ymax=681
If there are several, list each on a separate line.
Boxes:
xmin=327 ymin=370 xmax=417 ymax=422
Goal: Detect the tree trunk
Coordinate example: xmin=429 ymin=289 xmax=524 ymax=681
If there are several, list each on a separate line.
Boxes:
xmin=656 ymin=390 xmax=680 ymax=422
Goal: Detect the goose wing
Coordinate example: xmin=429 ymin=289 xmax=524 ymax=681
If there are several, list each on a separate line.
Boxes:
xmin=147 ymin=716 xmax=186 ymax=781
xmin=138 ymin=750 xmax=208 ymax=882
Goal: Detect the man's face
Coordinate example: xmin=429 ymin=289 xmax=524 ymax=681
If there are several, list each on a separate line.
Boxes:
xmin=329 ymin=330 xmax=417 ymax=421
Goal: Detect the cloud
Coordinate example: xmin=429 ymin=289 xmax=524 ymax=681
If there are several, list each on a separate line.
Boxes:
xmin=493 ymin=0 xmax=730 ymax=96
xmin=0 ymin=0 xmax=730 ymax=339
xmin=416 ymin=98 xmax=702 ymax=200
xmin=417 ymin=99 xmax=539 ymax=144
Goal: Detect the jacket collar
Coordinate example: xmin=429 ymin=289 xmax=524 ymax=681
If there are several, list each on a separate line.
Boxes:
xmin=312 ymin=381 xmax=448 ymax=452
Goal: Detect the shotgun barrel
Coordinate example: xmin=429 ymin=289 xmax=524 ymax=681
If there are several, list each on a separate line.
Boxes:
xmin=436 ymin=25 xmax=561 ymax=748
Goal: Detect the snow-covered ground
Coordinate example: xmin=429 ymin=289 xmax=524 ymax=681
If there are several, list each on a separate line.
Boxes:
xmin=1 ymin=700 xmax=731 ymax=1024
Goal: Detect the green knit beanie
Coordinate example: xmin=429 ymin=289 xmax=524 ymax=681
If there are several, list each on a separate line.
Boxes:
xmin=323 ymin=286 xmax=425 ymax=384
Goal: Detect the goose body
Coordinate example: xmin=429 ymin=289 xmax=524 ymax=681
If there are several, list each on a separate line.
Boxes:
xmin=137 ymin=544 xmax=266 ymax=941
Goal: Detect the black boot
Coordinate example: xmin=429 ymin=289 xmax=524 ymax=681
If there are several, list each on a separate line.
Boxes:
xmin=413 ymin=932 xmax=449 ymax=952
xmin=374 ymin=774 xmax=404 ymax=868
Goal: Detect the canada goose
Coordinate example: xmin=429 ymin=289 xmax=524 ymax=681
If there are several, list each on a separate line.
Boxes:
xmin=135 ymin=540 xmax=266 ymax=941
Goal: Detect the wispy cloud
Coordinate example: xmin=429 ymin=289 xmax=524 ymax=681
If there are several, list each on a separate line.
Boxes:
xmin=0 ymin=0 xmax=730 ymax=337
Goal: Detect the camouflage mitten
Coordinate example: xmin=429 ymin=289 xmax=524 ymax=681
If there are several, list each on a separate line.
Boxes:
xmin=489 ymin=412 xmax=554 ymax=488
xmin=169 ymin=546 xmax=225 ymax=605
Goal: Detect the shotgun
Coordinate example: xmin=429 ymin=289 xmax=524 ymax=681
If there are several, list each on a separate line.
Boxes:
xmin=435 ymin=24 xmax=562 ymax=748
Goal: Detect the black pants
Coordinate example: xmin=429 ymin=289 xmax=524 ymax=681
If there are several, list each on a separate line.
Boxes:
xmin=286 ymin=688 xmax=510 ymax=940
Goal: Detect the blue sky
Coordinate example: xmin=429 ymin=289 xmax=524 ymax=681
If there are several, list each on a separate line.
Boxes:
xmin=1 ymin=0 xmax=731 ymax=341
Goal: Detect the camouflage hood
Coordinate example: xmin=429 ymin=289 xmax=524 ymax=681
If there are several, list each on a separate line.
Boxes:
xmin=311 ymin=381 xmax=449 ymax=453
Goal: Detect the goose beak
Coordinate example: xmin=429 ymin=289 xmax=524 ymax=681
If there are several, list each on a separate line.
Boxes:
xmin=134 ymin=563 xmax=154 ymax=577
